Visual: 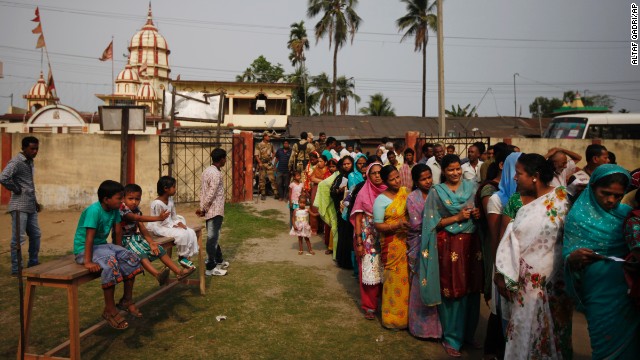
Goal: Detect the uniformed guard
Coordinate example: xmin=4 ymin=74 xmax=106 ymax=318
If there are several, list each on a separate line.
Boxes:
xmin=255 ymin=131 xmax=278 ymax=200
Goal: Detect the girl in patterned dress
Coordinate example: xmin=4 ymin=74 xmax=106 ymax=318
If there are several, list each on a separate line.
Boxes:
xmin=290 ymin=195 xmax=314 ymax=255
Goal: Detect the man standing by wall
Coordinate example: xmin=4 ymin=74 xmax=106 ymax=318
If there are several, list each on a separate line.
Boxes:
xmin=0 ymin=136 xmax=42 ymax=276
xmin=255 ymin=131 xmax=278 ymax=200
xmin=275 ymin=140 xmax=292 ymax=202
xmin=197 ymin=148 xmax=229 ymax=276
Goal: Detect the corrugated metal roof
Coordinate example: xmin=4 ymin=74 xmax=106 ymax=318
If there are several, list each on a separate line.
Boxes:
xmin=288 ymin=115 xmax=552 ymax=139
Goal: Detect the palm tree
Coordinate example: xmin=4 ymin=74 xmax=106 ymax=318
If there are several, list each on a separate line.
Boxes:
xmin=310 ymin=72 xmax=333 ymax=115
xmin=287 ymin=66 xmax=314 ymax=115
xmin=288 ymin=21 xmax=310 ymax=115
xmin=396 ymin=0 xmax=437 ymax=117
xmin=445 ymin=104 xmax=477 ymax=117
xmin=307 ymin=0 xmax=362 ymax=116
xmin=336 ymin=76 xmax=360 ymax=115
xmin=359 ymin=93 xmax=396 ymax=116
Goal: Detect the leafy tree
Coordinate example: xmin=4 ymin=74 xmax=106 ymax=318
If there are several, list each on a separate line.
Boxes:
xmin=310 ymin=72 xmax=333 ymax=115
xmin=307 ymin=0 xmax=362 ymax=116
xmin=287 ymin=66 xmax=315 ymax=116
xmin=529 ymin=96 xmax=564 ymax=117
xmin=287 ymin=21 xmax=311 ymax=115
xmin=396 ymin=0 xmax=437 ymax=117
xmin=336 ymin=76 xmax=360 ymax=115
xmin=586 ymin=93 xmax=615 ymax=109
xmin=359 ymin=93 xmax=395 ymax=116
xmin=235 ymin=55 xmax=285 ymax=83
xmin=445 ymin=104 xmax=477 ymax=117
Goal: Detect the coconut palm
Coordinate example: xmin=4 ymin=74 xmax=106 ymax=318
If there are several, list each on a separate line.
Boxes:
xmin=396 ymin=0 xmax=437 ymax=117
xmin=288 ymin=21 xmax=311 ymax=115
xmin=287 ymin=66 xmax=314 ymax=116
xmin=307 ymin=0 xmax=362 ymax=116
xmin=359 ymin=93 xmax=396 ymax=116
xmin=445 ymin=104 xmax=476 ymax=117
xmin=336 ymin=76 xmax=360 ymax=115
xmin=310 ymin=72 xmax=333 ymax=115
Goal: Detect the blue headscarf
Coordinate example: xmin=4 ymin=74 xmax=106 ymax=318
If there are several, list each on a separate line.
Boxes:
xmin=347 ymin=153 xmax=367 ymax=190
xmin=563 ymin=164 xmax=632 ymax=259
xmin=496 ymin=152 xmax=522 ymax=206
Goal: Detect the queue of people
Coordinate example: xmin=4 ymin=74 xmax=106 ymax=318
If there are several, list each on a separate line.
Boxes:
xmin=279 ymin=133 xmax=640 ymax=359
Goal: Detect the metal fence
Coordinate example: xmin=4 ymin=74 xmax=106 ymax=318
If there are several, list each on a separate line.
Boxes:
xmin=416 ymin=135 xmax=491 ymax=160
xmin=159 ymin=129 xmax=244 ymax=203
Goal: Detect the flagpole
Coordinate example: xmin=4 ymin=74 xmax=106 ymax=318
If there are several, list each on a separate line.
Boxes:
xmin=36 ymin=9 xmax=58 ymax=101
xmin=111 ymin=35 xmax=114 ymax=94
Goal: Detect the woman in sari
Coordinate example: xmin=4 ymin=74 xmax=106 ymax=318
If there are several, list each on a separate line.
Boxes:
xmin=406 ymin=163 xmax=442 ymax=338
xmin=350 ymin=163 xmax=386 ymax=320
xmin=348 ymin=154 xmax=367 ymax=190
xmin=495 ymin=153 xmax=573 ymax=359
xmin=305 ymin=152 xmax=320 ymax=234
xmin=420 ymin=154 xmax=483 ymax=357
xmin=333 ymin=156 xmax=355 ymax=268
xmin=314 ymin=159 xmax=339 ymax=257
xmin=373 ymin=165 xmax=410 ymax=330
xmin=563 ymin=164 xmax=640 ymax=359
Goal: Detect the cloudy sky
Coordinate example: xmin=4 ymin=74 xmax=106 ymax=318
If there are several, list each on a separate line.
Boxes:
xmin=0 ymin=0 xmax=638 ymax=118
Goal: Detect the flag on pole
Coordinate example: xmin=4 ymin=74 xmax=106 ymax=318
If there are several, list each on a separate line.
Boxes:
xmin=32 ymin=7 xmax=40 ymax=22
xmin=139 ymin=62 xmax=148 ymax=75
xmin=46 ymin=69 xmax=55 ymax=92
xmin=31 ymin=23 xmax=42 ymax=34
xmin=99 ymin=41 xmax=113 ymax=61
xmin=35 ymin=34 xmax=45 ymax=49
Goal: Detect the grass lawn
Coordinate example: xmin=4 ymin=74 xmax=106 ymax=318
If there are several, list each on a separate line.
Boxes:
xmin=2 ymin=203 xmax=452 ymax=359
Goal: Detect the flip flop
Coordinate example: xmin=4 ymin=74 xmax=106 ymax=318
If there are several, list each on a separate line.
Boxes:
xmin=102 ymin=311 xmax=129 ymax=330
xmin=117 ymin=299 xmax=143 ymax=318
xmin=442 ymin=341 xmax=461 ymax=357
xmin=176 ymin=266 xmax=196 ymax=281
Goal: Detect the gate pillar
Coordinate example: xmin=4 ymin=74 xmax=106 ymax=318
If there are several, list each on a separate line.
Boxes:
xmin=232 ymin=131 xmax=254 ymax=202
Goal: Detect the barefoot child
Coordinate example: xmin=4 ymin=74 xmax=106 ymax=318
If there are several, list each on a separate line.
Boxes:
xmin=147 ymin=176 xmax=199 ymax=269
xmin=120 ymin=184 xmax=196 ymax=285
xmin=290 ymin=194 xmax=314 ymax=255
xmin=73 ymin=180 xmax=143 ymax=330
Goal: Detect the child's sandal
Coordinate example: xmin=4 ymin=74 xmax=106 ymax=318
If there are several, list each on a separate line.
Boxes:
xmin=102 ymin=311 xmax=129 ymax=330
xmin=117 ymin=299 xmax=143 ymax=318
xmin=298 ymin=251 xmax=304 ymax=255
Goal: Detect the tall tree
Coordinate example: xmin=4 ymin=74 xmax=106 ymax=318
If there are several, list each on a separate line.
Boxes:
xmin=236 ymin=55 xmax=285 ymax=83
xmin=287 ymin=66 xmax=315 ymax=116
xmin=336 ymin=76 xmax=360 ymax=115
xmin=397 ymin=0 xmax=437 ymax=117
xmin=287 ymin=21 xmax=311 ymax=115
xmin=307 ymin=0 xmax=362 ymax=116
xmin=359 ymin=93 xmax=396 ymax=116
xmin=310 ymin=72 xmax=333 ymax=115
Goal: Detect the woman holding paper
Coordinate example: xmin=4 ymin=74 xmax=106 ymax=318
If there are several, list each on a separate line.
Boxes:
xmin=563 ymin=164 xmax=640 ymax=359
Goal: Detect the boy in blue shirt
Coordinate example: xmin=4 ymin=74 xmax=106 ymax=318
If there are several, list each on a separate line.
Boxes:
xmin=73 ymin=180 xmax=142 ymax=330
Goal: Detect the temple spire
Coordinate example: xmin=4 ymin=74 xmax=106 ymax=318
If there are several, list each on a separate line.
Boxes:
xmin=145 ymin=2 xmax=154 ymax=27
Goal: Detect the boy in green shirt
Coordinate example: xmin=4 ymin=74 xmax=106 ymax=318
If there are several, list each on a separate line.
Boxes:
xmin=73 ymin=180 xmax=142 ymax=330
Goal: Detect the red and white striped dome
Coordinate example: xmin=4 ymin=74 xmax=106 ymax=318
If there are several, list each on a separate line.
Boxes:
xmin=116 ymin=65 xmax=141 ymax=83
xmin=128 ymin=4 xmax=170 ymax=76
xmin=136 ymin=81 xmax=157 ymax=100
xmin=25 ymin=72 xmax=49 ymax=99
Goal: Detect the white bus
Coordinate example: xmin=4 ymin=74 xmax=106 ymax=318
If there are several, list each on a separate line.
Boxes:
xmin=544 ymin=113 xmax=640 ymax=139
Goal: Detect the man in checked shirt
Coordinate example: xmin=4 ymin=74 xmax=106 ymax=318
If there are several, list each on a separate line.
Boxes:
xmin=1 ymin=136 xmax=42 ymax=276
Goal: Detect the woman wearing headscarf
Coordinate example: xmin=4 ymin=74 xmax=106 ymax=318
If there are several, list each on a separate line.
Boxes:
xmin=305 ymin=152 xmax=320 ymax=234
xmin=420 ymin=154 xmax=483 ymax=357
xmin=406 ymin=163 xmax=442 ymax=338
xmin=314 ymin=157 xmax=339 ymax=257
xmin=350 ymin=162 xmax=386 ymax=320
xmin=332 ymin=156 xmax=355 ymax=268
xmin=373 ymin=165 xmax=410 ymax=330
xmin=563 ymin=164 xmax=640 ymax=359
xmin=494 ymin=154 xmax=573 ymax=359
xmin=348 ymin=153 xmax=367 ymax=191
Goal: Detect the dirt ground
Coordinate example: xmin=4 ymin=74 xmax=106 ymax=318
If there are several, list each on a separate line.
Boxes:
xmin=1 ymin=197 xmax=592 ymax=358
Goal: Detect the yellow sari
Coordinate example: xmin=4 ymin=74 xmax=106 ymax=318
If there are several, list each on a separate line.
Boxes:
xmin=380 ymin=187 xmax=410 ymax=329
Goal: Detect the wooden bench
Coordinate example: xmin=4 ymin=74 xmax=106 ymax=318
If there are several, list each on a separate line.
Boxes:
xmin=18 ymin=225 xmax=206 ymax=360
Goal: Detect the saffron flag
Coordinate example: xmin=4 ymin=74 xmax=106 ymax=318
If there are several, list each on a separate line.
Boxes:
xmin=32 ymin=7 xmax=40 ymax=22
xmin=47 ymin=69 xmax=55 ymax=92
xmin=139 ymin=62 xmax=148 ymax=75
xmin=99 ymin=41 xmax=113 ymax=61
xmin=35 ymin=34 xmax=45 ymax=49
xmin=31 ymin=23 xmax=42 ymax=34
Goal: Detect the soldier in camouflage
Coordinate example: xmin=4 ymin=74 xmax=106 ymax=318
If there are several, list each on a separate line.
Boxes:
xmin=255 ymin=131 xmax=278 ymax=200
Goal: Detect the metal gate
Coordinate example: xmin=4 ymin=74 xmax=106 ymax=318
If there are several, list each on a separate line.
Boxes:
xmin=159 ymin=128 xmax=244 ymax=203
xmin=416 ymin=135 xmax=491 ymax=160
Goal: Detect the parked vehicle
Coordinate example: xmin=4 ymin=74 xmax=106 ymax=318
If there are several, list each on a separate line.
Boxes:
xmin=544 ymin=113 xmax=640 ymax=139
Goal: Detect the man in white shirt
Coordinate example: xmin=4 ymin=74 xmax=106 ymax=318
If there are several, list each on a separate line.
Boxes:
xmin=426 ymin=144 xmax=445 ymax=184
xmin=546 ymin=147 xmax=582 ymax=188
xmin=461 ymin=144 xmax=483 ymax=183
xmin=338 ymin=142 xmax=350 ymax=158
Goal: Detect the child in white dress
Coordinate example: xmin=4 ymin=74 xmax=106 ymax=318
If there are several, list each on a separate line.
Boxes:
xmin=148 ymin=176 xmax=199 ymax=269
xmin=290 ymin=195 xmax=314 ymax=255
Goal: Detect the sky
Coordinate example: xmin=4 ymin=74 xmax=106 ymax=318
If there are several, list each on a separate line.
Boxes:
xmin=0 ymin=0 xmax=638 ymax=119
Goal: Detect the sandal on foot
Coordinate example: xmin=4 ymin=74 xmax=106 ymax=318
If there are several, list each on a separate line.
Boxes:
xmin=176 ymin=266 xmax=196 ymax=281
xmin=364 ymin=309 xmax=376 ymax=320
xmin=441 ymin=341 xmax=461 ymax=358
xmin=309 ymin=250 xmax=315 ymax=255
xmin=117 ymin=299 xmax=143 ymax=318
xmin=157 ymin=267 xmax=170 ymax=286
xmin=102 ymin=311 xmax=128 ymax=330
xmin=298 ymin=251 xmax=304 ymax=255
